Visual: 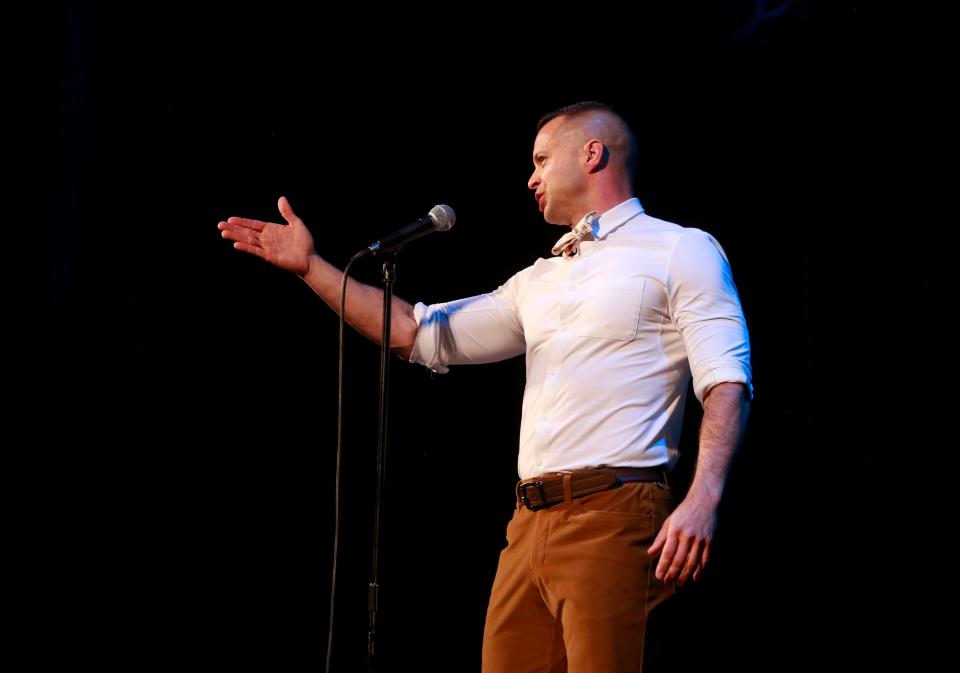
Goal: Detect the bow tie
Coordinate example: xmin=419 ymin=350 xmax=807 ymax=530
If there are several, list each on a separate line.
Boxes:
xmin=551 ymin=211 xmax=598 ymax=258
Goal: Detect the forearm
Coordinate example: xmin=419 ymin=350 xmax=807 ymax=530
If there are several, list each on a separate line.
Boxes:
xmin=687 ymin=382 xmax=751 ymax=508
xmin=298 ymin=252 xmax=419 ymax=359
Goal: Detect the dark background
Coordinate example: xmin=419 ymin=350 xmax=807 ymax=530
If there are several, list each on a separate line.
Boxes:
xmin=11 ymin=2 xmax=896 ymax=670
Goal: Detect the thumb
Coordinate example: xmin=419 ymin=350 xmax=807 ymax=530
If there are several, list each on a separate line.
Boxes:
xmin=278 ymin=195 xmax=301 ymax=226
xmin=647 ymin=525 xmax=666 ymax=555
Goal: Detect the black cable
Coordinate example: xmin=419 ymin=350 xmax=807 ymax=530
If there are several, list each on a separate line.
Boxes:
xmin=326 ymin=251 xmax=365 ymax=673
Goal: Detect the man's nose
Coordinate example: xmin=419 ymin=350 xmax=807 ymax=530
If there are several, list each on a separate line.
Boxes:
xmin=527 ymin=172 xmax=539 ymax=191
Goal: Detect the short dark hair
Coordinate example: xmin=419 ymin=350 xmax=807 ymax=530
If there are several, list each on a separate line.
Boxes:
xmin=537 ymin=101 xmax=622 ymax=132
xmin=536 ymin=101 xmax=638 ymax=179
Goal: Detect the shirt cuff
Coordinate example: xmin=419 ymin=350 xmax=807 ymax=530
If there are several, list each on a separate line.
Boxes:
xmin=697 ymin=365 xmax=753 ymax=404
xmin=408 ymin=301 xmax=450 ymax=375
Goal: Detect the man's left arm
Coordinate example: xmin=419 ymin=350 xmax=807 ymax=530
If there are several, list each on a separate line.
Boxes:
xmin=647 ymin=382 xmax=751 ymax=585
xmin=648 ymin=228 xmax=754 ymax=586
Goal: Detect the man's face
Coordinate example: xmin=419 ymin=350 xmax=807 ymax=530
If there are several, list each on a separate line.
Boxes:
xmin=527 ymin=117 xmax=587 ymax=226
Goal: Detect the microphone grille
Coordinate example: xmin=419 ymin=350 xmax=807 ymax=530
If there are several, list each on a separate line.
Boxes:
xmin=429 ymin=204 xmax=456 ymax=231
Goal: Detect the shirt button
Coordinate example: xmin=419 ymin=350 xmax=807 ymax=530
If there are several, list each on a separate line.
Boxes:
xmin=568 ymin=285 xmax=576 ymax=292
xmin=549 ymin=369 xmax=557 ymax=376
xmin=558 ymin=324 xmax=567 ymax=332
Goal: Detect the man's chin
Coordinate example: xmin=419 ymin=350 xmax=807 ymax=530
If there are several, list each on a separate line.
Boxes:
xmin=542 ymin=209 xmax=564 ymax=226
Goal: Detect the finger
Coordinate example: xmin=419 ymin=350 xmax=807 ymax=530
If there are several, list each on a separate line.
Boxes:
xmin=655 ymin=531 xmax=680 ymax=582
xmin=677 ymin=539 xmax=703 ymax=586
xmin=220 ymin=226 xmax=261 ymax=247
xmin=218 ymin=221 xmax=257 ymax=238
xmin=222 ymin=216 xmax=268 ymax=232
xmin=647 ymin=526 xmax=667 ymax=556
xmin=692 ymin=540 xmax=711 ymax=582
xmin=232 ymin=241 xmax=267 ymax=259
xmin=662 ymin=535 xmax=692 ymax=583
xmin=278 ymin=195 xmax=302 ymax=226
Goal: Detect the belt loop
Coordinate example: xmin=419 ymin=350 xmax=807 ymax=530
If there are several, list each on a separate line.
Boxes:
xmin=661 ymin=467 xmax=670 ymax=489
xmin=562 ymin=472 xmax=572 ymax=503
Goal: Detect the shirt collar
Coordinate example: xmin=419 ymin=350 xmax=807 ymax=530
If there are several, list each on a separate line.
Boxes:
xmin=590 ymin=197 xmax=645 ymax=240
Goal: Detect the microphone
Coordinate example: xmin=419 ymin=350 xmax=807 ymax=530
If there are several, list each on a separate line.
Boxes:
xmin=362 ymin=205 xmax=456 ymax=257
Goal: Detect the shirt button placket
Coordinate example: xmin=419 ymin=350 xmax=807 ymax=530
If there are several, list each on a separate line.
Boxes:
xmin=537 ymin=275 xmax=573 ymax=465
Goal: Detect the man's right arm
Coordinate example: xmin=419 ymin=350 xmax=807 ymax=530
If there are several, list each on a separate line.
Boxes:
xmin=219 ymin=197 xmax=419 ymax=361
xmin=298 ymin=252 xmax=419 ymax=361
xmin=219 ymin=197 xmax=521 ymax=369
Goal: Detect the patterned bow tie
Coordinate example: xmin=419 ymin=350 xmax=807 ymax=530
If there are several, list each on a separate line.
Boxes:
xmin=551 ymin=211 xmax=598 ymax=258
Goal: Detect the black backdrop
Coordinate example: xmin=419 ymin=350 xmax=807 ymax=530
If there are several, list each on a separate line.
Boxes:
xmin=12 ymin=2 xmax=891 ymax=670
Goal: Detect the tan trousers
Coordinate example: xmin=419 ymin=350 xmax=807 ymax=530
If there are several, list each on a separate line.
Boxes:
xmin=481 ymin=480 xmax=678 ymax=673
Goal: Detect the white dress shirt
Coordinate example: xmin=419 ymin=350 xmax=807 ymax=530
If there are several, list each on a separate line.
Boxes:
xmin=408 ymin=198 xmax=753 ymax=479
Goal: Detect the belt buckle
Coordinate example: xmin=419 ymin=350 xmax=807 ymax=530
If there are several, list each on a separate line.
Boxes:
xmin=518 ymin=479 xmax=548 ymax=511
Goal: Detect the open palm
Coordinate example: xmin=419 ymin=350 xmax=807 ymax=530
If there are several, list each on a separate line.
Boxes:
xmin=218 ymin=196 xmax=315 ymax=276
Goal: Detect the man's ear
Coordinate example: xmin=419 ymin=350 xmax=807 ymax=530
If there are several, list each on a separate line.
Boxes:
xmin=583 ymin=139 xmax=608 ymax=173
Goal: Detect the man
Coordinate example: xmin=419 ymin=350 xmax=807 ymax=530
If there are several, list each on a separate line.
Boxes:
xmin=218 ymin=101 xmax=752 ymax=672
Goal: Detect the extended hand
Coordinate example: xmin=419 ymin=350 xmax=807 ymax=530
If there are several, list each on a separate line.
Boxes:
xmin=646 ymin=497 xmax=717 ymax=586
xmin=218 ymin=196 xmax=315 ymax=276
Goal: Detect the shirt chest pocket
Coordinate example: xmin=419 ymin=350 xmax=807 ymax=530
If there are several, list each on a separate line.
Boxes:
xmin=572 ymin=279 xmax=646 ymax=341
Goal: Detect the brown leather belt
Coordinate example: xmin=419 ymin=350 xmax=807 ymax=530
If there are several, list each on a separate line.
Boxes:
xmin=515 ymin=466 xmax=669 ymax=511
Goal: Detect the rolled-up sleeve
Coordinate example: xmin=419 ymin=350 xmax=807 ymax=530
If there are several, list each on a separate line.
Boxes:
xmin=667 ymin=229 xmax=754 ymax=404
xmin=408 ymin=269 xmax=527 ymax=374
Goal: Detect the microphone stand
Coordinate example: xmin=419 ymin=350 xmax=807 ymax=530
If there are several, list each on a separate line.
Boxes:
xmin=368 ymin=250 xmax=399 ymax=672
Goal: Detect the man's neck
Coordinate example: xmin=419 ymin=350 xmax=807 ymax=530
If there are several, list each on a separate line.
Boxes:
xmin=570 ymin=190 xmax=636 ymax=227
xmin=571 ymin=182 xmax=634 ymax=226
